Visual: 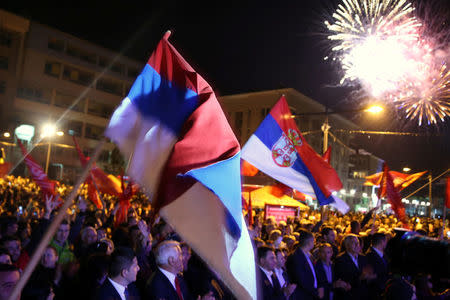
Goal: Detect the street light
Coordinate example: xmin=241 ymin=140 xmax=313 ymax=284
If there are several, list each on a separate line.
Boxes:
xmin=40 ymin=123 xmax=63 ymax=174
xmin=3 ymin=132 xmax=10 ymax=138
xmin=403 ymin=167 xmax=411 ymax=173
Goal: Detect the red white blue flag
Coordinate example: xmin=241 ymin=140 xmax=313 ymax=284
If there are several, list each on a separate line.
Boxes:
xmin=241 ymin=96 xmax=349 ymax=213
xmin=105 ymin=32 xmax=256 ymax=299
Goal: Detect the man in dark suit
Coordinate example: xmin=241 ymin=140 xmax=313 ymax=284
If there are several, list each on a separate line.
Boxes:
xmin=366 ymin=233 xmax=389 ymax=300
xmin=320 ymin=227 xmax=339 ymax=259
xmin=333 ymin=234 xmax=375 ymax=300
xmin=145 ymin=240 xmax=199 ymax=300
xmin=286 ymin=229 xmax=320 ymax=300
xmin=95 ymin=247 xmax=141 ymax=300
xmin=258 ymin=246 xmax=295 ymax=300
xmin=315 ymin=243 xmax=349 ymax=300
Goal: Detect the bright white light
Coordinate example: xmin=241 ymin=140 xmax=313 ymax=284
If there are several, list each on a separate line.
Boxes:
xmin=332 ymin=191 xmax=337 ymax=196
xmin=420 ymin=201 xmax=426 ymax=206
xmin=3 ymin=132 xmax=10 ymax=138
xmin=41 ymin=124 xmax=56 ymax=138
xmin=362 ymin=193 xmax=368 ymax=197
xmin=412 ymin=199 xmax=419 ymax=205
xmin=56 ymin=131 xmax=64 ymax=137
xmin=350 ymin=189 xmax=356 ymax=195
xmin=403 ymin=167 xmax=411 ymax=172
xmin=340 ymin=189 xmax=346 ymax=194
xmin=426 ymin=202 xmax=430 ymax=206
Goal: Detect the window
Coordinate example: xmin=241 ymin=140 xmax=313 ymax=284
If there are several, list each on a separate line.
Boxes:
xmin=66 ymin=121 xmax=82 ymax=136
xmin=44 ymin=61 xmax=61 ymax=77
xmin=66 ymin=44 xmax=96 ymax=64
xmin=17 ymin=87 xmax=49 ymax=104
xmin=85 ymin=125 xmax=104 ymax=140
xmin=0 ymin=81 xmax=5 ymax=94
xmin=98 ymin=57 xmax=109 ymax=68
xmin=96 ymin=77 xmax=123 ymax=96
xmin=54 ymin=92 xmax=84 ymax=112
xmin=48 ymin=38 xmax=64 ymax=52
xmin=63 ymin=66 xmax=94 ymax=86
xmin=0 ymin=56 xmax=8 ymax=70
xmin=111 ymin=63 xmax=124 ymax=75
xmin=0 ymin=30 xmax=13 ymax=48
xmin=88 ymin=101 xmax=114 ymax=118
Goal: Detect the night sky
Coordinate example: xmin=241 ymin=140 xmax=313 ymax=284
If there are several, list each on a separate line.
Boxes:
xmin=2 ymin=1 xmax=449 ymax=184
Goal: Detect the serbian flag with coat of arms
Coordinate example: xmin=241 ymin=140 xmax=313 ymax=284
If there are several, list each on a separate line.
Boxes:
xmin=241 ymin=96 xmax=349 ymax=213
xmin=105 ymin=31 xmax=256 ymax=299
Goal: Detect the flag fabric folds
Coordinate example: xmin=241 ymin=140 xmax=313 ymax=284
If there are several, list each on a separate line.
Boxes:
xmin=105 ymin=32 xmax=256 ymax=299
xmin=365 ymin=170 xmax=427 ymax=197
xmin=241 ymin=159 xmax=259 ymax=176
xmin=378 ymin=163 xmax=408 ymax=228
xmin=241 ymin=96 xmax=349 ymax=213
xmin=445 ymin=177 xmax=450 ymax=209
xmin=17 ymin=139 xmax=56 ymax=199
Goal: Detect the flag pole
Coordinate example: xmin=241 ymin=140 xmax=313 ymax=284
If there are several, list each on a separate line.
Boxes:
xmin=440 ymin=206 xmax=447 ymax=240
xmin=8 ymin=139 xmax=106 ymax=300
xmin=404 ymin=168 xmax=450 ymax=199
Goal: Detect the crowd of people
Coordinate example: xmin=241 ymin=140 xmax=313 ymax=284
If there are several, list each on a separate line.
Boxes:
xmin=0 ymin=175 xmax=448 ymax=300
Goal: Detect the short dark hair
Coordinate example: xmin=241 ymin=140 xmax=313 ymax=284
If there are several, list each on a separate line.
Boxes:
xmin=0 ymin=236 xmax=20 ymax=246
xmin=371 ymin=233 xmax=386 ymax=247
xmin=297 ymin=229 xmax=314 ymax=247
xmin=321 ymin=226 xmax=334 ymax=236
xmin=109 ymin=247 xmax=136 ymax=278
xmin=257 ymin=246 xmax=274 ymax=262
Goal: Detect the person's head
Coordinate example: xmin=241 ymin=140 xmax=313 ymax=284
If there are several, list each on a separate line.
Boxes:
xmin=81 ymin=226 xmax=97 ymax=246
xmin=179 ymin=243 xmax=191 ymax=271
xmin=269 ymin=230 xmax=282 ymax=244
xmin=350 ymin=221 xmax=361 ymax=235
xmin=0 ymin=249 xmax=11 ymax=265
xmin=0 ymin=264 xmax=20 ymax=300
xmin=97 ymin=228 xmax=107 ymax=241
xmin=41 ymin=246 xmax=58 ymax=269
xmin=384 ymin=278 xmax=417 ymax=300
xmin=155 ymin=240 xmax=183 ymax=275
xmin=371 ymin=232 xmax=387 ymax=251
xmin=318 ymin=243 xmax=333 ymax=264
xmin=1 ymin=237 xmax=21 ymax=262
xmin=54 ymin=221 xmax=70 ymax=245
xmin=2 ymin=219 xmax=18 ymax=238
xmin=109 ymin=247 xmax=139 ymax=285
xmin=298 ymin=229 xmax=314 ymax=252
xmin=100 ymin=238 xmax=114 ymax=255
xmin=274 ymin=249 xmax=286 ymax=269
xmin=321 ymin=227 xmax=336 ymax=244
xmin=342 ymin=234 xmax=360 ymax=256
xmin=257 ymin=246 xmax=277 ymax=271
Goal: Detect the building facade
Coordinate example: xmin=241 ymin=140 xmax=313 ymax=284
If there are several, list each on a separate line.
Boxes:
xmin=0 ymin=10 xmax=142 ymax=182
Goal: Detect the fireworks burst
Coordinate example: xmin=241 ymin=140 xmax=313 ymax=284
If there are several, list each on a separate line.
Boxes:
xmin=325 ymin=0 xmax=450 ymax=125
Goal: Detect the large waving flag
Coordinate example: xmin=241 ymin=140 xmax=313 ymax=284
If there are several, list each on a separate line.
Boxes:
xmin=105 ymin=32 xmax=256 ymax=299
xmin=17 ymin=139 xmax=56 ymax=199
xmin=378 ymin=163 xmax=408 ymax=228
xmin=241 ymin=96 xmax=349 ymax=213
xmin=365 ymin=170 xmax=427 ymax=197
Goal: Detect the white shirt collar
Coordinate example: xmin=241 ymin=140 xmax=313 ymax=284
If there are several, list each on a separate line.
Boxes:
xmin=372 ymin=247 xmax=384 ymax=258
xmin=108 ymin=277 xmax=127 ymax=300
xmin=348 ymin=252 xmax=359 ymax=268
xmin=259 ymin=266 xmax=273 ymax=285
xmin=159 ymin=267 xmax=177 ymax=290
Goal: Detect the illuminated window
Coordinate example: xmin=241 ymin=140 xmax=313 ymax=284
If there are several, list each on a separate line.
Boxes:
xmin=63 ymin=66 xmax=94 ymax=86
xmin=96 ymin=78 xmax=123 ymax=96
xmin=44 ymin=61 xmax=61 ymax=77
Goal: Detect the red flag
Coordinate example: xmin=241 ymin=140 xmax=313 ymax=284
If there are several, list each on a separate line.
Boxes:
xmin=365 ymin=170 xmax=427 ymax=197
xmin=241 ymin=159 xmax=258 ymax=176
xmin=73 ymin=136 xmax=103 ymax=209
xmin=446 ymin=177 xmax=450 ymax=209
xmin=17 ymin=139 xmax=56 ymax=199
xmin=114 ymin=176 xmax=135 ymax=227
xmin=0 ymin=162 xmax=11 ymax=178
xmin=322 ymin=146 xmax=331 ymax=164
xmin=379 ymin=163 xmax=408 ymax=228
xmin=268 ymin=183 xmax=293 ymax=198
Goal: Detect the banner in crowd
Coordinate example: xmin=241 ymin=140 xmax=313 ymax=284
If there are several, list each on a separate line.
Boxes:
xmin=241 ymin=96 xmax=349 ymax=214
xmin=105 ymin=31 xmax=257 ymax=299
xmin=265 ymin=204 xmax=297 ymax=222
